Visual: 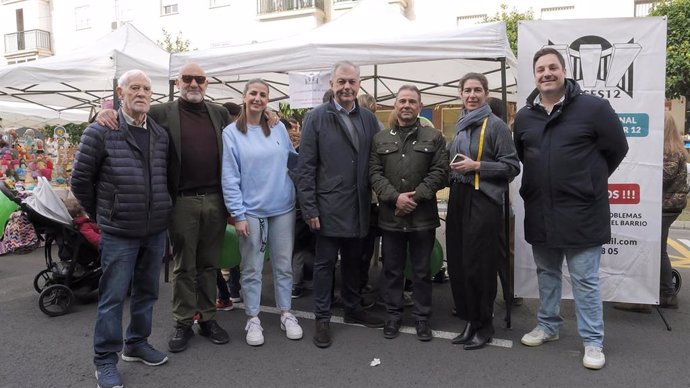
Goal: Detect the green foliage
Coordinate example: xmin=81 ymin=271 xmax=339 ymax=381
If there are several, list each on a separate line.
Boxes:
xmin=649 ymin=0 xmax=690 ymax=99
xmin=157 ymin=28 xmax=191 ymax=53
xmin=482 ymin=4 xmax=534 ymax=55
xmin=278 ymin=102 xmax=310 ymax=124
xmin=42 ymin=122 xmax=88 ymax=145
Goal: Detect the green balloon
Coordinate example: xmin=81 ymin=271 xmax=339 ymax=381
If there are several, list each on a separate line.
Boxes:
xmin=0 ymin=191 xmax=18 ymax=236
xmin=219 ymin=224 xmax=241 ymax=268
xmin=404 ymin=238 xmax=444 ymax=280
xmin=219 ymin=224 xmax=270 ymax=269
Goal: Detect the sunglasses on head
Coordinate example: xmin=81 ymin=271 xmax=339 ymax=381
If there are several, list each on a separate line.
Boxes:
xmin=181 ymin=75 xmax=207 ymax=84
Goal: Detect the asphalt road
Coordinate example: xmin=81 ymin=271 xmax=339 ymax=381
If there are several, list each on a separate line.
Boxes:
xmin=1 ymin=231 xmax=690 ymax=388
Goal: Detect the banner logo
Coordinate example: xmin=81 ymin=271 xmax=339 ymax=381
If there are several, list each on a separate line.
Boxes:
xmin=304 ymin=72 xmax=321 ymax=85
xmin=543 ymin=35 xmax=642 ymax=99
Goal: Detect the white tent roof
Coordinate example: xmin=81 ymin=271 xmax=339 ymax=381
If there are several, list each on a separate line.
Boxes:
xmin=170 ymin=0 xmax=517 ymax=106
xmin=0 ymin=24 xmax=171 ymax=117
xmin=0 ymin=101 xmax=89 ymax=128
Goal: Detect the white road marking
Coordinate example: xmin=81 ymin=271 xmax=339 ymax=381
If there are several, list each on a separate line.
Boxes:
xmin=229 ymin=303 xmax=513 ymax=348
xmin=679 ymin=239 xmax=690 ymax=250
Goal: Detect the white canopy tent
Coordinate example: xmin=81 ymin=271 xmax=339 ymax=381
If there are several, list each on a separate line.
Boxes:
xmin=169 ymin=0 xmax=518 ymax=108
xmin=0 ymin=101 xmax=89 ymax=128
xmin=0 ymin=24 xmax=171 ymax=122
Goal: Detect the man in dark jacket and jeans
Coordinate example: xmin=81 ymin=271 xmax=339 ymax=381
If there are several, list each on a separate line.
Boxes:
xmin=72 ymin=69 xmax=173 ymax=388
xmin=369 ymin=85 xmax=448 ymax=341
xmin=297 ymin=60 xmax=385 ymax=348
xmin=513 ymin=48 xmax=628 ymax=370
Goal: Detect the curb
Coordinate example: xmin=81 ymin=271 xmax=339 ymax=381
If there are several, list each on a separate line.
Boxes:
xmin=671 ymin=221 xmax=690 ymax=230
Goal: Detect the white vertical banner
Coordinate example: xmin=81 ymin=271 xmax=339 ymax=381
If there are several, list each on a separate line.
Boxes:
xmin=288 ymin=71 xmax=331 ymax=109
xmin=514 ymin=17 xmax=667 ymax=304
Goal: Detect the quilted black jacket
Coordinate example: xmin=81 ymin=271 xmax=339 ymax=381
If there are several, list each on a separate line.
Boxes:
xmin=71 ymin=110 xmax=172 ymax=238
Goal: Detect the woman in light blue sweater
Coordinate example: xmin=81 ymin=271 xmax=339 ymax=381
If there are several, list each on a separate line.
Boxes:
xmin=221 ymin=78 xmax=302 ymax=346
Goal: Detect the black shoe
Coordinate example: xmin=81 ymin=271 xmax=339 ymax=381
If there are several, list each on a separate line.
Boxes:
xmin=415 ymin=320 xmax=432 ymax=342
xmin=361 ymin=294 xmax=376 ymax=309
xmin=344 ymin=310 xmax=385 ymax=328
xmin=463 ymin=332 xmax=492 ymax=350
xmin=433 ymin=267 xmax=448 ymax=283
xmin=452 ymin=321 xmax=477 ymax=345
xmin=383 ymin=319 xmax=401 ymax=339
xmin=313 ymin=320 xmax=332 ymax=348
xmin=292 ymin=287 xmax=303 ymax=299
xmin=168 ymin=323 xmax=194 ymax=353
xmin=198 ymin=320 xmax=230 ymax=344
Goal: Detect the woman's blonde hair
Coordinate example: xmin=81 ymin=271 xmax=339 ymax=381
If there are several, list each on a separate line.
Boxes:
xmin=357 ymin=94 xmax=376 ymax=112
xmin=387 ymin=111 xmax=397 ymax=128
xmin=663 ymin=111 xmax=689 ymax=161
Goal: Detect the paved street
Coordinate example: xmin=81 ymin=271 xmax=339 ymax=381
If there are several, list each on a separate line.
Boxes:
xmin=1 ymin=230 xmax=690 ymax=388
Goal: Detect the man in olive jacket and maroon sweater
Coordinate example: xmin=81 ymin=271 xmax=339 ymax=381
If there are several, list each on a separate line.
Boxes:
xmin=97 ymin=63 xmax=232 ymax=354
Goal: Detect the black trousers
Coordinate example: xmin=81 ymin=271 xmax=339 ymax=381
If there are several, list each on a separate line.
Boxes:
xmin=381 ymin=229 xmax=435 ymax=321
xmin=661 ymin=211 xmax=680 ymax=295
xmin=446 ymin=183 xmax=503 ymax=337
xmin=313 ymin=235 xmax=364 ymax=321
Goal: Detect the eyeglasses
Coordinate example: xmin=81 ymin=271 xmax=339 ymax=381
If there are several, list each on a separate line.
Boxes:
xmin=180 ymin=75 xmax=207 ymax=84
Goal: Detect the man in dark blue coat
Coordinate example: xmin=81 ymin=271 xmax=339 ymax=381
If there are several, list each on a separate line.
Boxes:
xmin=72 ymin=69 xmax=173 ymax=388
xmin=297 ymin=60 xmax=385 ymax=348
xmin=513 ymin=48 xmax=628 ymax=370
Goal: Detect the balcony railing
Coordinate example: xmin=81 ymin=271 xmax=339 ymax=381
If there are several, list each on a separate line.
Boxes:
xmin=4 ymin=29 xmax=51 ymax=54
xmin=257 ymin=0 xmax=324 ymax=15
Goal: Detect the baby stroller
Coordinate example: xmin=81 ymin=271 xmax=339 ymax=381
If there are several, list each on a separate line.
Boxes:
xmin=1 ymin=178 xmax=101 ymax=316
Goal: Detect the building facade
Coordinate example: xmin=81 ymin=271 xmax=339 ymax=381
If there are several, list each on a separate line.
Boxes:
xmin=2 ymin=0 xmax=684 ymax=130
xmin=2 ymin=0 xmax=648 ymax=67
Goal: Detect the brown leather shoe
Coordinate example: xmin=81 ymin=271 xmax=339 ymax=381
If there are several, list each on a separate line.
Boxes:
xmin=313 ymin=320 xmax=332 ymax=348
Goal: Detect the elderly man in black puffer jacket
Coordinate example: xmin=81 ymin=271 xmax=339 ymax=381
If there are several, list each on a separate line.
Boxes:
xmin=72 ymin=69 xmax=172 ymax=388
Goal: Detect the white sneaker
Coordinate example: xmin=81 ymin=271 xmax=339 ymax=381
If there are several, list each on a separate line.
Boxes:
xmin=583 ymin=346 xmax=605 ymax=370
xmin=245 ymin=317 xmax=264 ymax=346
xmin=280 ymin=312 xmax=304 ymax=340
xmin=521 ymin=326 xmax=559 ymax=347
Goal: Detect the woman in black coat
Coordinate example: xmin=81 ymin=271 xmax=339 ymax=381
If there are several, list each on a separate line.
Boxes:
xmin=446 ymin=72 xmax=520 ymax=350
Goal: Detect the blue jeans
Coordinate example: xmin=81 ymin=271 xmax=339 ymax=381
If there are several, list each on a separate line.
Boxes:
xmin=93 ymin=230 xmax=166 ymax=365
xmin=532 ymin=245 xmax=604 ymax=348
xmin=239 ymin=210 xmax=295 ymax=317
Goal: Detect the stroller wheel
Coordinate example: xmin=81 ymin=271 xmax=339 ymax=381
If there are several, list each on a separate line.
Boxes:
xmin=39 ymin=284 xmax=73 ymax=317
xmin=33 ymin=269 xmax=54 ymax=293
xmin=671 ymin=268 xmax=682 ymax=296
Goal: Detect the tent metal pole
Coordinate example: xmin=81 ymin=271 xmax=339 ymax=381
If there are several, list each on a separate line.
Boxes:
xmin=168 ymin=80 xmax=175 ymax=102
xmin=500 ymin=58 xmax=508 ymax=123
xmin=500 ymin=56 xmax=513 ymax=329
xmin=374 ymin=65 xmax=378 ymax=100
xmin=112 ymin=78 xmax=120 ymax=110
